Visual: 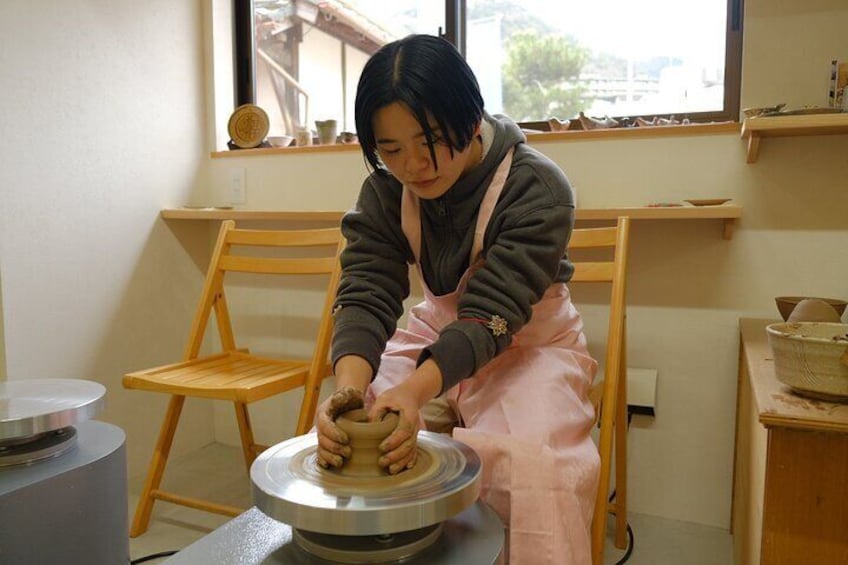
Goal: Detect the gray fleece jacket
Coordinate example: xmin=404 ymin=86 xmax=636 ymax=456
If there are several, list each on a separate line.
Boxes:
xmin=331 ymin=114 xmax=576 ymax=393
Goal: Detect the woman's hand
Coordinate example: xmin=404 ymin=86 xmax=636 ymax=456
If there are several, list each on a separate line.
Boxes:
xmin=316 ymin=356 xmax=373 ymax=468
xmin=369 ymin=359 xmax=444 ymax=475
xmin=316 ymin=386 xmax=364 ymax=469
xmin=369 ymin=385 xmax=421 ymax=474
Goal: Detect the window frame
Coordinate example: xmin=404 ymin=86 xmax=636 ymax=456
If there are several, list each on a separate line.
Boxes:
xmin=233 ymin=0 xmax=743 ymax=132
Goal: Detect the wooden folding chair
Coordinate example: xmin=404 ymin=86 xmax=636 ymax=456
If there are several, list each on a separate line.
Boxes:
xmin=568 ymin=216 xmax=631 ymax=565
xmin=123 ymin=220 xmax=344 ymax=537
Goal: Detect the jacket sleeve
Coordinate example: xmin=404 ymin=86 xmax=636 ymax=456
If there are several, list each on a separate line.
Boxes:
xmin=421 ymin=161 xmax=575 ymax=392
xmin=331 ymin=176 xmax=412 ymax=377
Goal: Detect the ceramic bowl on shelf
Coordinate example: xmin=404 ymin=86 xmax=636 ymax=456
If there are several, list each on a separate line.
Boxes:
xmin=684 ymin=198 xmax=732 ymax=206
xmin=742 ymin=103 xmax=786 ymax=118
xmin=775 ymin=296 xmax=847 ymax=322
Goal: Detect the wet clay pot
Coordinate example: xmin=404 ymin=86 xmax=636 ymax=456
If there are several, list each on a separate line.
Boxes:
xmin=335 ymin=409 xmax=399 ymax=477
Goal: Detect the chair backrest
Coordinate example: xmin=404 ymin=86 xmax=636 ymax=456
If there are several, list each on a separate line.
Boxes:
xmin=186 ymin=219 xmax=344 ymax=434
xmin=567 ymin=216 xmax=630 ymax=565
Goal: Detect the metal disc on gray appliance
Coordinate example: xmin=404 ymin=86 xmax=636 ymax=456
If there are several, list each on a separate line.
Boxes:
xmin=251 ymin=431 xmax=481 ymax=536
xmin=0 ymin=379 xmax=105 ymax=441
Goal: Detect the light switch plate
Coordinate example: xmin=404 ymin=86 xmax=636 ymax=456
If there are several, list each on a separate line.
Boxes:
xmin=229 ymin=167 xmax=246 ymax=204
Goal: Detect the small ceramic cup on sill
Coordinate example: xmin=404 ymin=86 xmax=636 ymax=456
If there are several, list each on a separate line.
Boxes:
xmin=295 ymin=126 xmax=313 ymax=147
xmin=315 ymin=119 xmax=338 ymax=145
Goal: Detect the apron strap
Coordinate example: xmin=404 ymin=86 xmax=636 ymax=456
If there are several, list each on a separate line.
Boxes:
xmin=471 ymin=148 xmax=514 ymax=263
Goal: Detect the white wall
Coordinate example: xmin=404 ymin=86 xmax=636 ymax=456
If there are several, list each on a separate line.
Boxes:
xmin=1 ymin=0 xmax=847 ymax=533
xmin=0 ymin=271 xmax=5 ymax=379
xmin=0 ymin=1 xmax=216 ymax=474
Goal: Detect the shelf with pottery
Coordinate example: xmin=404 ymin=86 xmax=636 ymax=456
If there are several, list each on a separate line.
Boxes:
xmin=161 ymin=203 xmax=742 ymax=239
xmin=740 ymin=112 xmax=848 ymax=163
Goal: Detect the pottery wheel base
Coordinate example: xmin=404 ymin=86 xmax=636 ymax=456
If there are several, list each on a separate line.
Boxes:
xmin=0 ymin=426 xmax=77 ymax=467
xmin=293 ymin=523 xmax=443 ymax=564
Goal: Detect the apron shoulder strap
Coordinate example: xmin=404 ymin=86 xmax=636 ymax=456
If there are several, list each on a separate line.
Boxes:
xmin=471 ymin=147 xmax=514 ymax=262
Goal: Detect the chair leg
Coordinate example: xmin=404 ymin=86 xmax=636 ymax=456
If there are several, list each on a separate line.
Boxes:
xmin=234 ymin=401 xmax=257 ymax=472
xmin=614 ymin=369 xmax=628 ymax=549
xmin=130 ymin=395 xmax=185 ymax=538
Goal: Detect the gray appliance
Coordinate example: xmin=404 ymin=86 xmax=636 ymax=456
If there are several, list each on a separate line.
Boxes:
xmin=0 ymin=378 xmax=128 ymax=564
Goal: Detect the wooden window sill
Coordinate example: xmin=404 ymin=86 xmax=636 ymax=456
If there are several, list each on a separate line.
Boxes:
xmin=210 ymin=122 xmax=740 ymax=158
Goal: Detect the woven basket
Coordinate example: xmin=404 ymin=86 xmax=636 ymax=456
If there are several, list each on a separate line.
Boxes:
xmin=766 ymin=322 xmax=848 ymax=401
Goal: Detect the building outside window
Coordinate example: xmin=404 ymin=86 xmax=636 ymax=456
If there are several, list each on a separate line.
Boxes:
xmin=246 ymin=0 xmax=741 ymax=138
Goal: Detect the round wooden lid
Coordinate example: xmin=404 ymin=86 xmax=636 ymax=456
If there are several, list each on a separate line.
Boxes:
xmin=227 ymin=104 xmax=270 ymax=148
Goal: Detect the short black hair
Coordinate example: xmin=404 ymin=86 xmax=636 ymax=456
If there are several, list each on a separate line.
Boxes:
xmin=354 ymin=34 xmax=485 ymax=174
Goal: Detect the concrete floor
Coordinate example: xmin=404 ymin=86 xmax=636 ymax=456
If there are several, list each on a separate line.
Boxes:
xmin=128 ymin=443 xmax=734 ymax=565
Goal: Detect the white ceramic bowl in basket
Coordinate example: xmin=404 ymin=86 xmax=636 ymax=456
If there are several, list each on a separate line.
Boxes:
xmin=766 ymin=322 xmax=848 ymax=401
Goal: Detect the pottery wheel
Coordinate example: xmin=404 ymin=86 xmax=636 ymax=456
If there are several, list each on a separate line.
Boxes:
xmin=0 ymin=378 xmax=105 ymax=466
xmin=251 ymin=431 xmax=482 ymax=537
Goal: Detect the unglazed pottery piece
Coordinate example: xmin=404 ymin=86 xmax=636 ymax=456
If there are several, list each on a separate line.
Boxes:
xmin=787 ymin=298 xmax=843 ymax=323
xmin=335 ymin=409 xmax=399 ymax=477
xmin=775 ymin=296 xmax=847 ymax=321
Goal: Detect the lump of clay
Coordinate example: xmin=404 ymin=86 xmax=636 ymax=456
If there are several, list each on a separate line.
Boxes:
xmin=787 ymin=298 xmax=842 ymax=323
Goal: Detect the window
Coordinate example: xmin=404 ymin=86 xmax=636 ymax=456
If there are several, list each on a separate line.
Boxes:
xmin=237 ymin=0 xmax=742 ymax=137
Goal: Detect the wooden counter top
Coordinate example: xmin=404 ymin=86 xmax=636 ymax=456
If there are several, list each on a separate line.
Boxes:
xmin=739 ymin=318 xmax=848 ymax=433
xmin=162 ymin=205 xmax=742 ymax=239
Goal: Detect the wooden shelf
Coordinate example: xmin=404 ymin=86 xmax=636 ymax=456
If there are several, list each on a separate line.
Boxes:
xmin=740 ymin=112 xmax=848 ymax=163
xmin=160 ymin=208 xmax=345 ymax=222
xmin=162 ymin=204 xmax=742 ymax=239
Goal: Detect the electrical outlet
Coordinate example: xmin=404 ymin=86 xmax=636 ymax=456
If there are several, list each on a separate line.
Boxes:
xmin=229 ymin=167 xmax=246 ymax=204
xmin=627 ymin=367 xmax=657 ymax=417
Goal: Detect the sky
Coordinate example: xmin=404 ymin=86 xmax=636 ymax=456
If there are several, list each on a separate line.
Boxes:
xmin=529 ymin=0 xmax=727 ymax=62
xmin=347 ymin=0 xmax=727 ymax=64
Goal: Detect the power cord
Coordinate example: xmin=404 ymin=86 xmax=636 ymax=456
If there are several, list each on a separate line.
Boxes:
xmin=130 ymin=550 xmax=179 ymax=564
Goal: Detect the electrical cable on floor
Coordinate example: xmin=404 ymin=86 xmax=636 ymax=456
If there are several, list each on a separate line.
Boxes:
xmin=130 ymin=550 xmax=179 ymax=564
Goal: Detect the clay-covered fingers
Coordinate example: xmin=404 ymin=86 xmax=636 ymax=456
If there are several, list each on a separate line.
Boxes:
xmin=316 ymin=431 xmax=350 ymax=469
xmin=315 ymin=406 xmax=348 ymax=469
xmin=314 ymin=386 xmax=363 ymax=469
xmin=328 ymin=385 xmax=364 ymax=417
xmin=377 ymin=415 xmax=420 ymax=475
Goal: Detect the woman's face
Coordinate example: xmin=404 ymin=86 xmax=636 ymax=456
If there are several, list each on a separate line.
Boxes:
xmin=372 ymin=102 xmax=481 ymax=200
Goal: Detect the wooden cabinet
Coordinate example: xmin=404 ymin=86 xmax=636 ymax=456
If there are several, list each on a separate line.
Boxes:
xmin=732 ymin=319 xmax=848 ymax=565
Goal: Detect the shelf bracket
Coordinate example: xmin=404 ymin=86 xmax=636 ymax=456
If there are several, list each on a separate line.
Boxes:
xmin=723 ymin=218 xmax=736 ymax=240
xmin=746 ymin=135 xmax=760 ymax=164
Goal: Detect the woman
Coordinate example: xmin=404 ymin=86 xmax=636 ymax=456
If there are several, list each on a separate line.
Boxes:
xmin=315 ymin=34 xmax=598 ymax=564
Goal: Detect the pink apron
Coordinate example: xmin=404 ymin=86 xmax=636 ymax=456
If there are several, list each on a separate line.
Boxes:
xmin=368 ymin=150 xmax=599 ymax=564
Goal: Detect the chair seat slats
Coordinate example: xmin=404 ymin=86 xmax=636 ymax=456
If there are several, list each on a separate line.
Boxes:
xmin=123 ymin=352 xmax=314 ymax=400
